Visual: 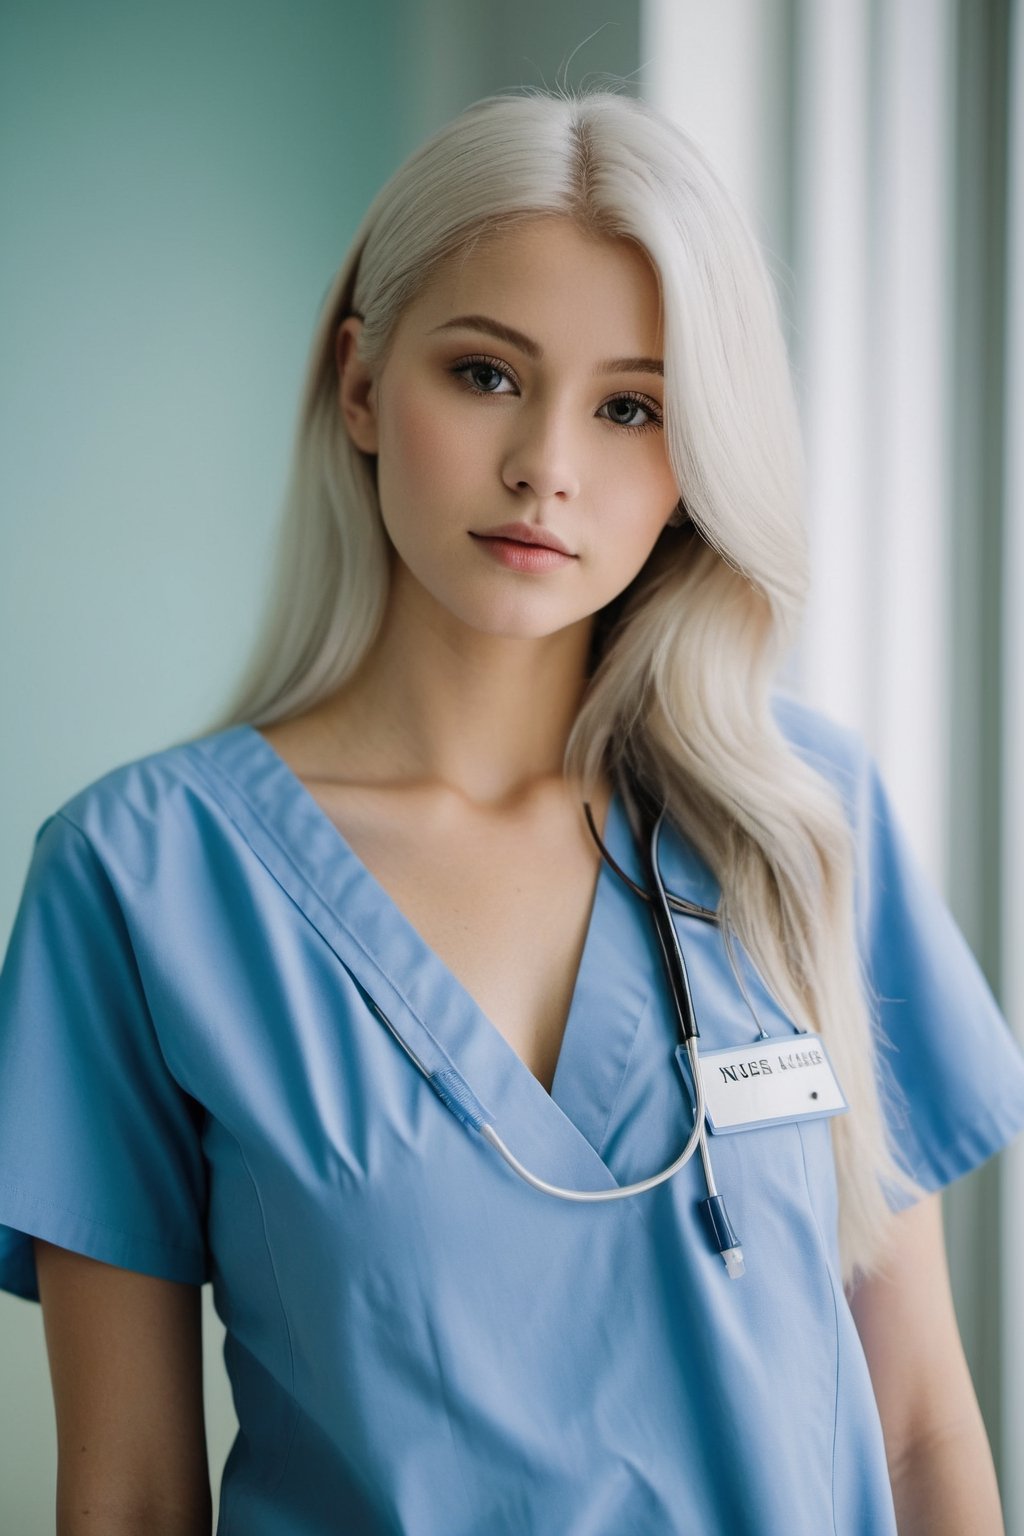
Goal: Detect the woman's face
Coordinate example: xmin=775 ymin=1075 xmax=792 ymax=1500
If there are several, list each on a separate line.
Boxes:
xmin=337 ymin=214 xmax=681 ymax=644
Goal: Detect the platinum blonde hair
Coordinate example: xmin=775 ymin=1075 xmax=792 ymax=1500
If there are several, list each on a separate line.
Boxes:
xmin=199 ymin=86 xmax=923 ymax=1288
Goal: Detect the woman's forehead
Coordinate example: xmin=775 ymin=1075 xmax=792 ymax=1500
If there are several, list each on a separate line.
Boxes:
xmin=397 ymin=216 xmax=664 ymax=355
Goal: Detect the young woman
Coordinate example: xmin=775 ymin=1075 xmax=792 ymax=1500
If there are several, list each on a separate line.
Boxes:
xmin=2 ymin=87 xmax=1023 ymax=1536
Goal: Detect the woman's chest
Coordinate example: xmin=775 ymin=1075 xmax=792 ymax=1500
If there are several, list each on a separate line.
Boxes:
xmin=169 ymin=801 xmax=864 ymax=1535
xmin=303 ymin=779 xmax=613 ymax=1094
xmin=144 ymin=738 xmax=876 ymax=1534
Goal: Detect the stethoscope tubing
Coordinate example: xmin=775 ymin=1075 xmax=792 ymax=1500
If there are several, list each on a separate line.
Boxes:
xmin=477 ymin=1032 xmax=708 ymax=1199
xmin=476 ymin=778 xmax=746 ymax=1276
xmin=476 ymin=797 xmax=715 ymax=1203
xmin=362 ymin=774 xmax=747 ymax=1275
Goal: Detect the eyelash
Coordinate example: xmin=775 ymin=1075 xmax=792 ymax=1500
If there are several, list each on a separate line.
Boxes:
xmin=448 ymin=354 xmax=664 ymax=436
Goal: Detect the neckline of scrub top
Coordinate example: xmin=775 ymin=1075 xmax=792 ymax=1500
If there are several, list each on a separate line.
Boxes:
xmin=186 ymin=723 xmax=722 ymax=1205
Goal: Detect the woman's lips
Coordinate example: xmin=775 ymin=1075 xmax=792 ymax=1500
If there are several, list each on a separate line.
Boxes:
xmin=470 ymin=534 xmax=576 ymax=571
xmin=477 ymin=521 xmax=573 ymax=554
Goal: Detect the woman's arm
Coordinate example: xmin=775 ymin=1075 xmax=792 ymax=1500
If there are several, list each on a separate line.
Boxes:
xmin=34 ymin=1237 xmax=212 ymax=1536
xmin=846 ymin=1191 xmax=1005 ymax=1535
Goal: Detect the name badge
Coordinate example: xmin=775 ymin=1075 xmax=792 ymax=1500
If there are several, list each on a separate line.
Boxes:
xmin=674 ymin=1032 xmax=848 ymax=1134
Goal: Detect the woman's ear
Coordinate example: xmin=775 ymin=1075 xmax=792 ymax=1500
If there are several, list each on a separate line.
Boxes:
xmin=336 ymin=315 xmax=379 ymax=455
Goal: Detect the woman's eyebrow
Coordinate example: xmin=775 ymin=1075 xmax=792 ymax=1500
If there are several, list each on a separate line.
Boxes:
xmin=429 ymin=313 xmax=664 ymax=377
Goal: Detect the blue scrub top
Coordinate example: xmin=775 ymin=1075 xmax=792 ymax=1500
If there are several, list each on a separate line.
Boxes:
xmin=2 ymin=692 xmax=1024 ymax=1535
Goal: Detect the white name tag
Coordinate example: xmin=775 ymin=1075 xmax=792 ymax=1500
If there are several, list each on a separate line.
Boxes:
xmin=674 ymin=1032 xmax=848 ymax=1134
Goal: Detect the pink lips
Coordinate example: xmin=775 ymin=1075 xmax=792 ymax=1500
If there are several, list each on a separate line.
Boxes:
xmin=469 ymin=521 xmax=576 ymax=572
xmin=472 ymin=521 xmax=575 ymax=556
xmin=473 ymin=537 xmax=574 ymax=572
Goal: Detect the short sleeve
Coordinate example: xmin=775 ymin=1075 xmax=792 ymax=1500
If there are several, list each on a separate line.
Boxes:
xmin=854 ymin=749 xmax=1024 ymax=1207
xmin=0 ymin=811 xmax=210 ymax=1301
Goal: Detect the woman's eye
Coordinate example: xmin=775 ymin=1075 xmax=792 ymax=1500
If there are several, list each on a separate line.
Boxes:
xmin=450 ymin=357 xmax=517 ymax=394
xmin=449 ymin=358 xmax=663 ymax=434
xmin=598 ymin=395 xmax=663 ymax=433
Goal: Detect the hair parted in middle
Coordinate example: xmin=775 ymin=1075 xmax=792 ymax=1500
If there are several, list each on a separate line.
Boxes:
xmin=203 ymin=85 xmax=924 ymax=1286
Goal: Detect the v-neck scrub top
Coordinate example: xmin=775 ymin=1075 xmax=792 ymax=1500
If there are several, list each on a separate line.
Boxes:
xmin=3 ymin=692 xmax=1024 ymax=1535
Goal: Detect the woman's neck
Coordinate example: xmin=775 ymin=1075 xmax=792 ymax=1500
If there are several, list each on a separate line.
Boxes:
xmin=297 ymin=584 xmax=599 ymax=809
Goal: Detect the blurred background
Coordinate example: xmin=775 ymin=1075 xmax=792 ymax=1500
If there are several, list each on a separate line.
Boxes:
xmin=2 ymin=0 xmax=1022 ymax=1528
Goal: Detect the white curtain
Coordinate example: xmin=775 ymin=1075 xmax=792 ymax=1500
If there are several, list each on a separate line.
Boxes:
xmin=642 ymin=1 xmax=1021 ymax=1525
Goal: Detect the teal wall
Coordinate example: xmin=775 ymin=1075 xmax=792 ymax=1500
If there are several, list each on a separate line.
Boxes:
xmin=0 ymin=1 xmax=417 ymax=936
xmin=407 ymin=0 xmax=643 ymax=125
xmin=0 ymin=4 xmax=414 ymax=1527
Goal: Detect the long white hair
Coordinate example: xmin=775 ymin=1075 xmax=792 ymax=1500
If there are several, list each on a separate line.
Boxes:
xmin=197 ymin=86 xmax=922 ymax=1287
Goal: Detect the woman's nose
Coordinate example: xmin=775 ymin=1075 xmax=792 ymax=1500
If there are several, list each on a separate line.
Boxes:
xmin=500 ymin=405 xmax=582 ymax=501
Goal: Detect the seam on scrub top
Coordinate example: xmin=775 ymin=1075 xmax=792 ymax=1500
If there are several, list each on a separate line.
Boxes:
xmin=185 ymin=749 xmax=490 ymax=1093
xmin=185 ymin=751 xmax=662 ymax=1227
xmin=595 ymin=993 xmax=653 ymax=1159
xmin=0 ymin=1176 xmax=207 ymax=1265
xmin=51 ymin=811 xmax=204 ymax=1099
xmin=221 ymin=1124 xmax=300 ymax=1501
xmin=902 ymin=1093 xmax=1024 ymax=1205
xmin=795 ymin=1121 xmax=841 ymax=1536
xmin=419 ymin=1304 xmax=478 ymax=1517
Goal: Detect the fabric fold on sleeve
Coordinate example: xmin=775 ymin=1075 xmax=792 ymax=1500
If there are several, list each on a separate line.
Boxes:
xmin=852 ymin=746 xmax=1024 ymax=1207
xmin=0 ymin=810 xmax=210 ymax=1302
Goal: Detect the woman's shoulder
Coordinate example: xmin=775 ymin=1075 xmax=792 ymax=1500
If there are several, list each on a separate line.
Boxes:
xmin=769 ymin=686 xmax=868 ymax=788
xmin=35 ymin=725 xmax=250 ymax=870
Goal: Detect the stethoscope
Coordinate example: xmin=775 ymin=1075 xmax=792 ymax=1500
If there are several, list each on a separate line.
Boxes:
xmin=477 ymin=767 xmax=746 ymax=1278
xmin=363 ymin=763 xmax=751 ymax=1279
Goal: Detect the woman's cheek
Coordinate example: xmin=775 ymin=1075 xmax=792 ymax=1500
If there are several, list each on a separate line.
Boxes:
xmin=381 ymin=382 xmax=482 ymax=495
